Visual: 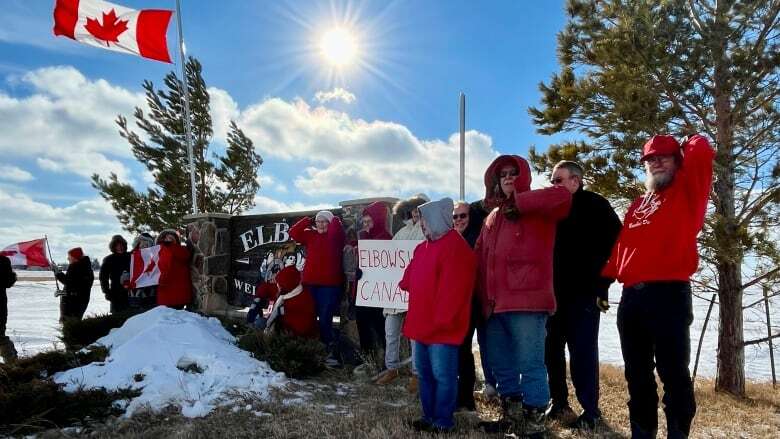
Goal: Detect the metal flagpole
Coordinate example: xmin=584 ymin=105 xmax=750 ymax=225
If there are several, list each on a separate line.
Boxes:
xmin=44 ymin=235 xmax=60 ymax=293
xmin=459 ymin=93 xmax=465 ymax=200
xmin=175 ymin=0 xmax=199 ymax=214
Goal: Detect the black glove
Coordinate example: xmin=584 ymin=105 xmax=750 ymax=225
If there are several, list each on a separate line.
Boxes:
xmin=355 ymin=267 xmax=363 ymax=281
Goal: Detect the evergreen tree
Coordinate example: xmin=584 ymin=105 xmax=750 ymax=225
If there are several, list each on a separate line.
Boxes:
xmin=93 ymin=57 xmax=263 ymax=232
xmin=528 ymin=0 xmax=780 ymax=396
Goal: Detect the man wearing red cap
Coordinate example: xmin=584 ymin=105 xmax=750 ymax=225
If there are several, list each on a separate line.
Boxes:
xmin=56 ymin=247 xmax=95 ymax=321
xmin=603 ymin=134 xmax=714 ymax=438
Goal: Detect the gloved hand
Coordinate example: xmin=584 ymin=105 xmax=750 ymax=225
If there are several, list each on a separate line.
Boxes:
xmin=355 ymin=267 xmax=363 ymax=281
xmin=596 ymin=297 xmax=610 ymax=313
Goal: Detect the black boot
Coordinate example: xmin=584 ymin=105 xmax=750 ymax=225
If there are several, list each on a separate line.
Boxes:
xmin=630 ymin=421 xmax=658 ymax=439
xmin=523 ymin=405 xmax=548 ymax=438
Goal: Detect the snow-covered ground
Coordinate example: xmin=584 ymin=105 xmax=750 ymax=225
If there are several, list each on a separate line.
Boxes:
xmin=4 ymin=275 xmax=778 ymax=382
xmin=54 ymin=306 xmax=286 ymax=417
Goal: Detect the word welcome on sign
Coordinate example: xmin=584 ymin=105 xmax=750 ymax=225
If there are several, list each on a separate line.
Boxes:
xmin=356 ymin=239 xmax=422 ymax=309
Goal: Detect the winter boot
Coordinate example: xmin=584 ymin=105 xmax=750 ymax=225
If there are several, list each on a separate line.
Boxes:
xmin=0 ymin=336 xmax=17 ymax=363
xmin=374 ymin=368 xmax=399 ymax=385
xmin=522 ymin=405 xmax=549 ymax=438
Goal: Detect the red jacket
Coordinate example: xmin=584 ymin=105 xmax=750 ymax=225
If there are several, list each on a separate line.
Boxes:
xmin=602 ymin=135 xmax=715 ymax=287
xmin=156 ymin=243 xmax=192 ymax=307
xmin=475 ymin=155 xmax=571 ymax=318
xmin=290 ymin=216 xmax=345 ymax=287
xmin=360 ymin=202 xmax=393 ymax=240
xmin=401 ymin=229 xmax=477 ymax=345
xmin=256 ymin=283 xmax=318 ymax=339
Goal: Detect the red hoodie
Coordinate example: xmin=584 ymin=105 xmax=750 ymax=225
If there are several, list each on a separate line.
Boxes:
xmin=602 ymin=134 xmax=714 ymax=287
xmin=290 ymin=216 xmax=345 ymax=287
xmin=401 ymin=229 xmax=476 ymax=345
xmin=360 ymin=202 xmax=393 ymax=240
xmin=475 ymin=155 xmax=572 ymax=318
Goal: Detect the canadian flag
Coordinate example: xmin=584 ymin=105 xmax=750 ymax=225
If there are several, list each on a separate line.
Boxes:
xmin=0 ymin=239 xmax=51 ymax=268
xmin=53 ymin=0 xmax=173 ymax=63
xmin=130 ymin=244 xmax=162 ymax=288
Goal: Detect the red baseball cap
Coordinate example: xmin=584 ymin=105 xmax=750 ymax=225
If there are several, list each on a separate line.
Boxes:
xmin=641 ymin=135 xmax=681 ymax=161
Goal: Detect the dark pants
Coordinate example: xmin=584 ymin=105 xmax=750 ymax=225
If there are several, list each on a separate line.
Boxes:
xmin=457 ymin=316 xmax=477 ymax=410
xmin=617 ymin=281 xmax=696 ymax=438
xmin=545 ymin=297 xmax=601 ymax=419
xmin=109 ymin=289 xmax=130 ymax=314
xmin=355 ymin=305 xmax=385 ymax=353
xmin=0 ymin=290 xmax=7 ymax=338
xmin=310 ymin=285 xmax=343 ymax=346
xmin=60 ymin=294 xmax=90 ymax=321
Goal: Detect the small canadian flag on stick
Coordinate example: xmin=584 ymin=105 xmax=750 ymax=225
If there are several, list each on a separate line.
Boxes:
xmin=53 ymin=0 xmax=173 ymax=63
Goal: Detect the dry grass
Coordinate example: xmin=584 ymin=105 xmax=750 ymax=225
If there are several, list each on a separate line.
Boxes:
xmin=29 ymin=363 xmax=780 ymax=438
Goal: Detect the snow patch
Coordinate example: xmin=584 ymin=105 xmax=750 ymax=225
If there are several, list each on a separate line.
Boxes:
xmin=54 ymin=307 xmax=286 ymax=418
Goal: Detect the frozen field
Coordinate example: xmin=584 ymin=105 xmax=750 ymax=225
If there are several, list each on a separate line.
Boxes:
xmin=4 ymin=276 xmax=778 ymax=382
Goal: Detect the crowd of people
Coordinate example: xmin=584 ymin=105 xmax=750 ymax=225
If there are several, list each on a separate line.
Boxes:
xmin=272 ymin=133 xmax=713 ymax=438
xmin=0 ymin=132 xmax=714 ymax=438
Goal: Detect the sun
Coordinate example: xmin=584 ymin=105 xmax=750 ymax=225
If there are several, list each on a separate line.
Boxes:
xmin=319 ymin=27 xmax=358 ymax=67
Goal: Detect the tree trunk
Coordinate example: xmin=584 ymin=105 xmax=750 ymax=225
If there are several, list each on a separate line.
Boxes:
xmin=715 ymin=260 xmax=745 ymax=395
xmin=710 ymin=4 xmax=745 ymax=396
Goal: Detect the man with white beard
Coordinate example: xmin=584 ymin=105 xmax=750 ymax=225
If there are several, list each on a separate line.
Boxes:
xmin=603 ymin=134 xmax=714 ymax=439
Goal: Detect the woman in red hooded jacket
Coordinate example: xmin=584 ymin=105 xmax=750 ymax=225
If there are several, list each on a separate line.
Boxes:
xmin=155 ymin=229 xmax=193 ymax=309
xmin=474 ymin=155 xmax=571 ymax=435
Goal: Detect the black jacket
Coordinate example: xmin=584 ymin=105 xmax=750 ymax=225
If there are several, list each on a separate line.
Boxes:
xmin=553 ymin=188 xmax=621 ymax=303
xmin=100 ymin=252 xmax=130 ymax=300
xmin=1 ymin=255 xmax=15 ymax=294
xmin=56 ymin=256 xmax=94 ymax=299
xmin=463 ymin=200 xmax=490 ymax=249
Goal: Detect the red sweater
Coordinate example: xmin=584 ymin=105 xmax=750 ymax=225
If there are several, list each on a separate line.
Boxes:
xmin=290 ymin=216 xmax=345 ymax=287
xmin=156 ymin=243 xmax=192 ymax=307
xmin=475 ymin=155 xmax=572 ymax=318
xmin=256 ymin=283 xmax=318 ymax=339
xmin=401 ymin=230 xmax=477 ymax=345
xmin=602 ymin=135 xmax=715 ymax=287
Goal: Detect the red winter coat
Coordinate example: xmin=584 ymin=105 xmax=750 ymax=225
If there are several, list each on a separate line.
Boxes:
xmin=256 ymin=283 xmax=318 ymax=339
xmin=290 ymin=216 xmax=345 ymax=287
xmin=475 ymin=155 xmax=571 ymax=319
xmin=401 ymin=229 xmax=477 ymax=345
xmin=156 ymin=242 xmax=192 ymax=307
xmin=360 ymin=202 xmax=393 ymax=240
xmin=602 ymin=134 xmax=715 ymax=287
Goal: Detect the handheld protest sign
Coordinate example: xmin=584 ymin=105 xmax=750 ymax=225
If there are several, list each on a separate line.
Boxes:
xmin=355 ymin=239 xmax=421 ymax=310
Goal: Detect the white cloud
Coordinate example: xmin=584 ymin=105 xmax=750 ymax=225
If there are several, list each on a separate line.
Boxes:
xmin=258 ymin=174 xmax=288 ymax=193
xmin=0 ymin=66 xmax=144 ymax=181
xmin=246 ymin=195 xmax=331 ymax=215
xmin=0 ymin=165 xmax=34 ymax=182
xmin=314 ymin=87 xmax=356 ymax=104
xmin=0 ymin=188 xmax=125 ymax=263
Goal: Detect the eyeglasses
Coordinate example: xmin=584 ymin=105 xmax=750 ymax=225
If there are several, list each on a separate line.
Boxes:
xmin=550 ymin=175 xmax=578 ymax=184
xmin=499 ymin=169 xmax=519 ymax=179
xmin=452 ymin=213 xmax=469 ymax=220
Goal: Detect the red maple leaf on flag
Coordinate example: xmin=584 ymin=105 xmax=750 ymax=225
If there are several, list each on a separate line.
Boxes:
xmin=84 ymin=9 xmax=129 ymax=46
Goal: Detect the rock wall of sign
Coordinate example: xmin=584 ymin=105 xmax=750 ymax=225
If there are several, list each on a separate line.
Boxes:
xmin=183 ymin=213 xmax=232 ymax=314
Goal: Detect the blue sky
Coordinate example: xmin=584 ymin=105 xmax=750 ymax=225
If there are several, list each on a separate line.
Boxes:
xmin=0 ymin=0 xmax=571 ymax=259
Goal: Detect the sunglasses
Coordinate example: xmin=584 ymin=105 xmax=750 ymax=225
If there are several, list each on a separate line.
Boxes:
xmin=550 ymin=175 xmax=578 ymax=184
xmin=499 ymin=169 xmax=519 ymax=179
xmin=452 ymin=213 xmax=469 ymax=220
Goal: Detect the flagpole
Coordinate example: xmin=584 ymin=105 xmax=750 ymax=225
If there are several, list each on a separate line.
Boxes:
xmin=175 ymin=0 xmax=199 ymax=214
xmin=44 ymin=235 xmax=60 ymax=292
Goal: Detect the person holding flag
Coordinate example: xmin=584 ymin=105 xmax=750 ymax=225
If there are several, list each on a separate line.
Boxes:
xmin=56 ymin=247 xmax=95 ymax=321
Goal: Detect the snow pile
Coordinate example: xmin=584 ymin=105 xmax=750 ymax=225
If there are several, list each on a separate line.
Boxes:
xmin=54 ymin=306 xmax=286 ymax=417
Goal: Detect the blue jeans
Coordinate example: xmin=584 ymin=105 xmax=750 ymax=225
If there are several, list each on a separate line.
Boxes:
xmin=413 ymin=341 xmax=459 ymax=429
xmin=484 ymin=311 xmax=549 ymax=407
xmin=309 ymin=285 xmax=342 ymax=346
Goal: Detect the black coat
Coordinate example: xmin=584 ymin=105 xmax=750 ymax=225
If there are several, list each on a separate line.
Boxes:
xmin=553 ymin=188 xmax=622 ymax=303
xmin=1 ymin=255 xmax=16 ymax=334
xmin=100 ymin=252 xmax=130 ymax=301
xmin=56 ymin=255 xmax=94 ymax=315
